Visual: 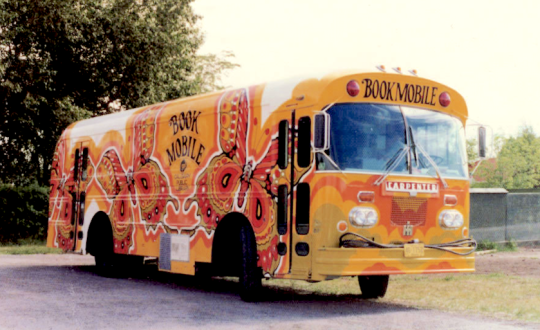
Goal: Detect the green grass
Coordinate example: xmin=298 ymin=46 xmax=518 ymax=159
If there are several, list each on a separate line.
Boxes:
xmin=266 ymin=273 xmax=540 ymax=323
xmin=477 ymin=239 xmax=518 ymax=252
xmin=0 ymin=240 xmax=62 ymax=255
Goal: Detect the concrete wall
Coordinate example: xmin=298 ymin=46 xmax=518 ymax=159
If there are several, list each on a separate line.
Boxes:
xmin=507 ymin=193 xmax=540 ymax=242
xmin=470 ymin=188 xmax=540 ymax=243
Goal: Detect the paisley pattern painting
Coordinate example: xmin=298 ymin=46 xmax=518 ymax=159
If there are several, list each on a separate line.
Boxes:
xmin=96 ymin=105 xmax=179 ymax=253
xmin=49 ymin=138 xmax=75 ymax=250
xmin=187 ymin=88 xmax=311 ymax=275
xmin=49 ymin=87 xmax=312 ymax=275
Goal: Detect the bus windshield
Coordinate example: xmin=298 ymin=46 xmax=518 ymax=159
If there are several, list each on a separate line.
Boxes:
xmin=320 ymin=103 xmax=468 ymax=179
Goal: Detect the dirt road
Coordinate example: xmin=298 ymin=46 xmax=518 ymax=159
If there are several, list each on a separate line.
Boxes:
xmin=0 ymin=253 xmax=537 ymax=330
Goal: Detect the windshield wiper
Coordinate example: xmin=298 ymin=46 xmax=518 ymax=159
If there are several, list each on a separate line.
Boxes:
xmin=374 ymin=146 xmax=410 ymax=186
xmin=408 ymin=127 xmax=448 ymax=189
xmin=408 ymin=126 xmax=418 ymax=167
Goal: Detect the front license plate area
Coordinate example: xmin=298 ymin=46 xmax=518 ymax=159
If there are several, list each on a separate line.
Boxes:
xmin=404 ymin=243 xmax=425 ymax=258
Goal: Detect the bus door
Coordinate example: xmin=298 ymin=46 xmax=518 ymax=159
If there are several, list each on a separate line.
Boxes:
xmin=67 ymin=141 xmax=90 ymax=251
xmin=275 ymin=112 xmax=313 ymax=277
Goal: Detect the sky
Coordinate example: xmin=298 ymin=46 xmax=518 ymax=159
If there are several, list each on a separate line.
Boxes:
xmin=192 ymin=0 xmax=540 ymax=138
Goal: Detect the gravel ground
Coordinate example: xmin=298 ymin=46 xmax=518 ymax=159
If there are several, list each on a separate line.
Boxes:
xmin=0 ymin=253 xmax=538 ymax=330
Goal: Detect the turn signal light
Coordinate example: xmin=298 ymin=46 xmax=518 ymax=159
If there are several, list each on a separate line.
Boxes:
xmin=444 ymin=195 xmax=458 ymax=206
xmin=358 ymin=191 xmax=375 ymax=203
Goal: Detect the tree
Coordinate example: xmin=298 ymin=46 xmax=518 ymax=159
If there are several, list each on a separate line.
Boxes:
xmin=0 ymin=0 xmax=236 ymax=185
xmin=473 ymin=126 xmax=540 ymax=189
xmin=466 ymin=138 xmax=478 ymax=166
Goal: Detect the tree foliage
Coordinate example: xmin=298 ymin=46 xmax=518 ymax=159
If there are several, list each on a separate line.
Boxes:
xmin=473 ymin=126 xmax=540 ymax=189
xmin=0 ymin=0 xmax=236 ymax=185
xmin=0 ymin=183 xmax=48 ymax=243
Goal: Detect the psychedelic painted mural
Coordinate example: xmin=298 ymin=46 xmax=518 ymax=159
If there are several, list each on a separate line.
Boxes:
xmin=95 ymin=105 xmax=179 ymax=254
xmin=186 ymin=88 xmax=311 ymax=275
xmin=47 ymin=70 xmax=476 ymax=288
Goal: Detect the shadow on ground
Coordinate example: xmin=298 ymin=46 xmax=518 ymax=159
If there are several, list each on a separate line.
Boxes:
xmin=71 ymin=263 xmax=406 ymax=309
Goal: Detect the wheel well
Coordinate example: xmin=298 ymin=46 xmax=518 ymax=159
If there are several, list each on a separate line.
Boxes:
xmin=86 ymin=211 xmax=113 ymax=257
xmin=211 ymin=213 xmax=255 ymax=276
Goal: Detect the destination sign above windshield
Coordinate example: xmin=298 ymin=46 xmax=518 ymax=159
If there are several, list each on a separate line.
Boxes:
xmin=361 ymin=78 xmax=441 ymax=107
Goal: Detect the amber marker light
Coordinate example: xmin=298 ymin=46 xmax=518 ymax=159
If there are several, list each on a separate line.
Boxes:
xmin=346 ymin=80 xmax=360 ymax=97
xmin=337 ymin=220 xmax=348 ymax=233
xmin=444 ymin=194 xmax=458 ymax=206
xmin=358 ymin=191 xmax=375 ymax=203
xmin=439 ymin=92 xmax=451 ymax=107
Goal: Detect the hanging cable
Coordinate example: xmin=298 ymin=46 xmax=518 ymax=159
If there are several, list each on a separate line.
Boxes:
xmin=339 ymin=232 xmax=477 ymax=256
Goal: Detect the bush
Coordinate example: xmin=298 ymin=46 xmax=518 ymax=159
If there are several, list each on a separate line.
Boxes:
xmin=477 ymin=239 xmax=519 ymax=252
xmin=0 ymin=183 xmax=49 ymax=243
xmin=477 ymin=240 xmax=499 ymax=251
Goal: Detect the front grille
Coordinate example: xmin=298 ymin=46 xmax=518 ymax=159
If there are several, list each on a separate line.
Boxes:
xmin=390 ymin=197 xmax=427 ymax=226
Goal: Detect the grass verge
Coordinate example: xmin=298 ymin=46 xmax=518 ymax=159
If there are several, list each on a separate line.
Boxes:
xmin=0 ymin=240 xmax=62 ymax=255
xmin=477 ymin=239 xmax=518 ymax=252
xmin=266 ymin=273 xmax=540 ymax=323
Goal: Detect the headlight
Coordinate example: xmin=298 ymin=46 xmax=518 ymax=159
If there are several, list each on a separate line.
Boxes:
xmin=439 ymin=210 xmax=464 ymax=229
xmin=349 ymin=207 xmax=379 ymax=228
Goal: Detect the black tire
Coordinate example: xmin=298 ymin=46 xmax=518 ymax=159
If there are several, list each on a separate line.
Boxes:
xmin=358 ymin=275 xmax=389 ymax=298
xmin=238 ymin=224 xmax=262 ymax=302
xmin=87 ymin=215 xmax=118 ymax=277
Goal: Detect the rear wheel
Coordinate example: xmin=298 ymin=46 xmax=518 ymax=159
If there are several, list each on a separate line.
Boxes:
xmin=238 ymin=224 xmax=262 ymax=302
xmin=87 ymin=214 xmax=118 ymax=277
xmin=358 ymin=275 xmax=389 ymax=298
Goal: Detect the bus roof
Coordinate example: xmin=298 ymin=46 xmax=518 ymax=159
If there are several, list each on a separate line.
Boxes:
xmin=65 ymin=69 xmax=467 ymax=144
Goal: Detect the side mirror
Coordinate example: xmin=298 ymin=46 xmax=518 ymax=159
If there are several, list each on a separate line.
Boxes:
xmin=478 ymin=126 xmax=487 ymax=158
xmin=314 ymin=113 xmax=330 ymax=151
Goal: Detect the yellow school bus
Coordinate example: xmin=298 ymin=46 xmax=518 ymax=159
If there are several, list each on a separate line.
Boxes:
xmin=47 ymin=68 xmax=477 ymax=301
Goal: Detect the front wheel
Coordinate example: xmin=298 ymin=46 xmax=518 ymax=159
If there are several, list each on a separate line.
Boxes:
xmin=238 ymin=225 xmax=262 ymax=302
xmin=358 ymin=275 xmax=389 ymax=298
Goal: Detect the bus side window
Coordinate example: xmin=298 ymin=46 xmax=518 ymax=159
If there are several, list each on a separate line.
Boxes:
xmin=296 ymin=183 xmax=310 ymax=235
xmin=297 ymin=116 xmax=311 ymax=168
xmin=278 ymin=120 xmax=289 ymax=169
xmin=81 ymin=148 xmax=89 ymax=181
xmin=277 ymin=185 xmax=288 ymax=235
xmin=74 ymin=149 xmax=80 ymax=181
